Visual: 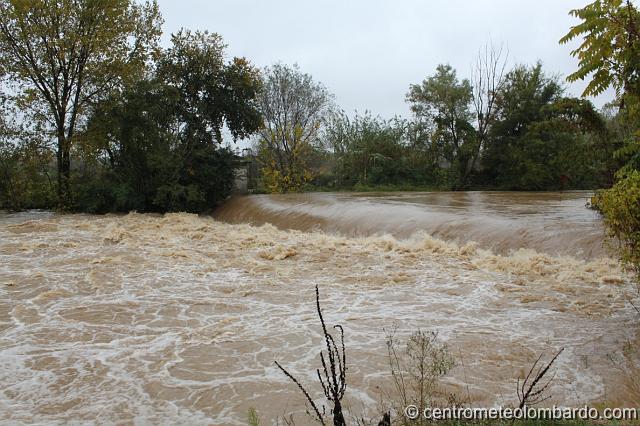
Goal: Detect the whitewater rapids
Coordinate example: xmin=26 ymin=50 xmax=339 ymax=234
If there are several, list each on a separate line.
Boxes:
xmin=0 ymin=193 xmax=639 ymax=424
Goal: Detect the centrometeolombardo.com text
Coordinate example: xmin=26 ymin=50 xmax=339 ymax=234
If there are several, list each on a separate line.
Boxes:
xmin=404 ymin=405 xmax=639 ymax=422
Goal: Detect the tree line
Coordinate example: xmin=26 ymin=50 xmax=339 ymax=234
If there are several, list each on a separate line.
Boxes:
xmin=0 ymin=0 xmax=637 ymax=217
xmin=317 ymin=61 xmax=617 ymax=193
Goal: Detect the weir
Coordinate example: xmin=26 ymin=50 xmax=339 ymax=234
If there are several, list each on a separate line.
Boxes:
xmin=214 ymin=191 xmax=607 ymax=260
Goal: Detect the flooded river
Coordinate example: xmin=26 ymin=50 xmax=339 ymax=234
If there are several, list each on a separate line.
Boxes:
xmin=0 ymin=191 xmax=639 ymax=424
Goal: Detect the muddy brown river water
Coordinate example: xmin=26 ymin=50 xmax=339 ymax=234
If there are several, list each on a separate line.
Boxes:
xmin=1 ymin=191 xmax=639 ymax=424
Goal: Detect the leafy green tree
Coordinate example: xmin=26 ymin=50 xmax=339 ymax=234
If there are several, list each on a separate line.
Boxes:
xmin=481 ymin=63 xmax=607 ymax=189
xmin=407 ymin=65 xmax=476 ymax=189
xmin=323 ymin=111 xmax=411 ymax=187
xmin=256 ymin=63 xmax=333 ymax=193
xmin=601 ymin=102 xmax=639 ymax=173
xmin=560 ymin=0 xmax=640 ymax=100
xmin=561 ymin=0 xmax=640 ymax=170
xmin=481 ymin=64 xmax=563 ymax=187
xmin=82 ymin=30 xmax=262 ymax=213
xmin=0 ymin=0 xmax=162 ymax=207
xmin=157 ymin=30 xmax=263 ymax=145
xmin=80 ymin=79 xmax=179 ymax=212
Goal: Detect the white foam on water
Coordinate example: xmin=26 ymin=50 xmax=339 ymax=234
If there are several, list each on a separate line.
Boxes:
xmin=0 ymin=210 xmax=638 ymax=424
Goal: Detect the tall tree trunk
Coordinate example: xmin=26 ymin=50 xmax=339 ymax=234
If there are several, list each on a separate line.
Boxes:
xmin=56 ymin=130 xmax=71 ymax=208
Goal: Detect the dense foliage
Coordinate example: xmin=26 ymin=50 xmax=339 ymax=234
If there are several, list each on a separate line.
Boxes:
xmin=480 ymin=64 xmax=609 ymax=190
xmin=77 ymin=31 xmax=262 ymax=213
xmin=323 ymin=112 xmax=422 ymax=188
xmin=0 ymin=135 xmax=55 ymax=210
xmin=0 ymin=0 xmax=163 ymax=207
xmin=560 ymin=0 xmax=640 ymax=100
xmin=0 ymin=0 xmax=634 ymax=214
xmin=561 ymin=0 xmax=640 ymax=173
xmin=0 ymin=3 xmax=262 ymax=213
xmin=313 ymin=63 xmax=615 ymax=192
xmin=406 ymin=64 xmax=477 ymax=189
xmin=593 ymin=170 xmax=640 ymax=276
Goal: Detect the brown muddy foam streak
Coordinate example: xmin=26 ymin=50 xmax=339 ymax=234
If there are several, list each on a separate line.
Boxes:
xmin=0 ymin=194 xmax=638 ymax=425
xmin=214 ymin=191 xmax=607 ymax=260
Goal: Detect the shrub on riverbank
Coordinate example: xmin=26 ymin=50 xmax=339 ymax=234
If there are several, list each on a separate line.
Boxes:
xmin=593 ymin=171 xmax=640 ymax=281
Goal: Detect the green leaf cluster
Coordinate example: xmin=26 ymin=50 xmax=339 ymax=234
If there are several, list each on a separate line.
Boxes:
xmin=560 ymin=0 xmax=640 ymax=99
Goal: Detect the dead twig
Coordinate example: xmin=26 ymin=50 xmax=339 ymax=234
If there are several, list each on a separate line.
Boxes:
xmin=517 ymin=348 xmax=564 ymax=409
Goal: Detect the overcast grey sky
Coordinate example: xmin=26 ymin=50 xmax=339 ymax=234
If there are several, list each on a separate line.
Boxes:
xmin=156 ymin=0 xmax=615 ymax=119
